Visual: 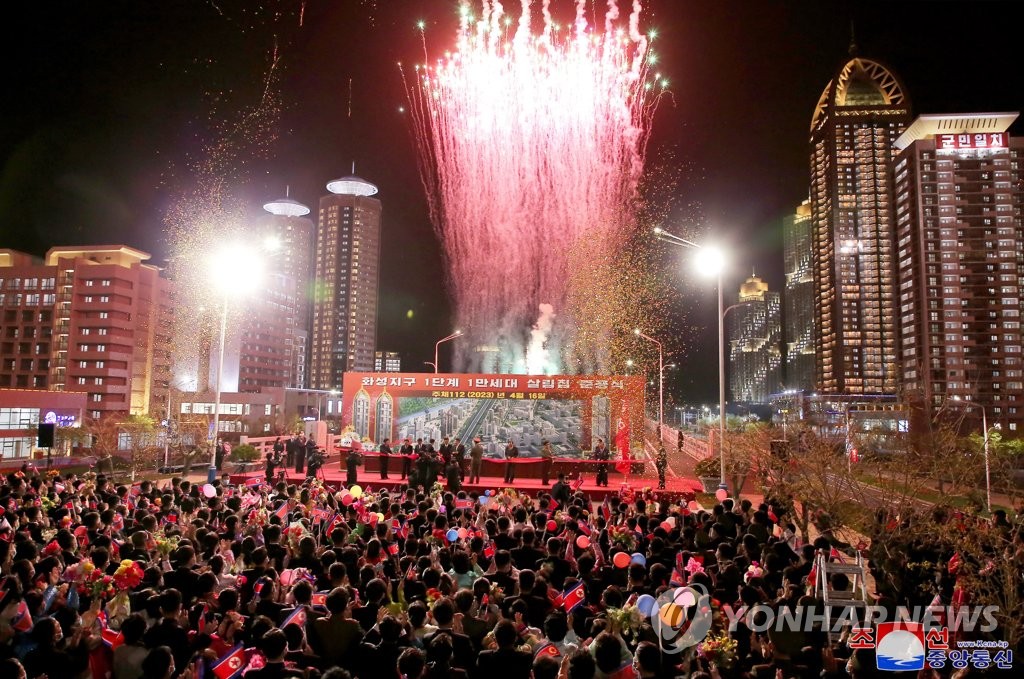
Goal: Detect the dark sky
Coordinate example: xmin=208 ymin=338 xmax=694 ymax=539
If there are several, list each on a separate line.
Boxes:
xmin=2 ymin=1 xmax=1021 ymax=404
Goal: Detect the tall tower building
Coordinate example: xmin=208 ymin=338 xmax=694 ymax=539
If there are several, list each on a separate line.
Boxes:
xmin=892 ymin=112 xmax=1024 ymax=432
xmin=261 ymin=194 xmax=315 ymax=388
xmin=310 ymin=175 xmax=382 ymax=389
xmin=729 ymin=275 xmax=782 ymax=403
xmin=782 ymin=199 xmax=815 ymax=391
xmin=809 ymin=54 xmax=911 ymax=394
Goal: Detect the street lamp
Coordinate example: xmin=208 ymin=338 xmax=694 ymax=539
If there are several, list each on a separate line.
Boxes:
xmin=951 ymin=397 xmax=992 ymax=513
xmin=633 ymin=329 xmax=664 ymax=433
xmin=434 ymin=330 xmax=463 ymax=373
xmin=655 ymin=227 xmax=729 ymax=491
xmin=206 ymin=243 xmax=264 ymax=483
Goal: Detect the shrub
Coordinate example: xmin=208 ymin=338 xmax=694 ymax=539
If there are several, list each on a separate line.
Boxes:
xmin=231 ymin=444 xmax=259 ymax=463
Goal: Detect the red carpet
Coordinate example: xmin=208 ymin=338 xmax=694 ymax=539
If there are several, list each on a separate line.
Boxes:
xmin=229 ymin=466 xmax=700 ymax=503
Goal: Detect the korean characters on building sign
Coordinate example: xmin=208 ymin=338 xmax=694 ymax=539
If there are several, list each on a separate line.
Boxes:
xmin=936 ymin=132 xmax=1007 ymax=150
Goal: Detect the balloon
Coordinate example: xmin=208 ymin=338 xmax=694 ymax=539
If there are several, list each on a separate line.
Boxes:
xmin=377 ymin=513 xmax=385 ymax=523
xmin=438 ymin=505 xmax=446 ymax=514
xmin=341 ymin=493 xmax=353 ymax=506
xmin=485 ymin=490 xmax=493 ymax=497
xmin=665 ymin=517 xmax=676 ymax=527
xmin=350 ymin=485 xmax=363 ymax=499
xmin=636 ymin=594 xmax=656 ymax=617
xmin=715 ymin=488 xmax=728 ymax=502
xmin=659 ymin=602 xmax=685 ymax=628
xmin=446 ymin=529 xmax=459 ymax=542
xmin=660 ymin=520 xmax=673 ymax=532
xmin=576 ymin=535 xmax=590 ymax=549
xmin=280 ymin=569 xmax=293 ymax=586
xmin=479 ymin=496 xmax=489 ymax=505
xmin=546 ymin=520 xmax=557 ymax=532
xmin=457 ymin=527 xmax=468 ymax=539
xmin=688 ymin=500 xmax=699 ymax=511
xmin=203 ymin=484 xmax=217 ymax=498
xmin=368 ymin=513 xmax=379 ymax=525
xmin=630 ymin=552 xmax=646 ymax=566
xmin=613 ymin=552 xmax=631 ymax=569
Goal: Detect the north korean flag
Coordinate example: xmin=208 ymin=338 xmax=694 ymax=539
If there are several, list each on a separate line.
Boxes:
xmin=561 ymin=582 xmax=586 ymax=613
xmin=311 ymin=591 xmax=329 ymax=609
xmin=311 ymin=507 xmax=330 ymax=522
xmin=386 ymin=542 xmax=400 ymax=556
xmin=282 ymin=605 xmax=308 ymax=629
xmin=244 ymin=477 xmax=263 ymax=489
xmin=483 ymin=541 xmax=495 ymax=559
xmin=534 ymin=643 xmax=562 ymax=659
xmin=327 ymin=513 xmax=345 ymax=535
xmin=455 ymin=499 xmax=472 ymax=510
xmin=12 ymin=600 xmax=32 ymax=632
xmin=164 ymin=512 xmax=178 ymax=525
xmin=274 ymin=502 xmax=289 ymax=523
xmin=576 ymin=521 xmax=592 ymax=537
xmin=210 ymin=644 xmax=247 ymax=679
xmin=101 ymin=627 xmax=124 ymax=650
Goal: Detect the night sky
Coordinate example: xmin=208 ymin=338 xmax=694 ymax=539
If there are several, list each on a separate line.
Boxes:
xmin=2 ymin=1 xmax=1021 ymax=404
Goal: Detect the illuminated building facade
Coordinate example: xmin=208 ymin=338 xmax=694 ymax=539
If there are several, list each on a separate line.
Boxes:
xmin=809 ymin=55 xmax=911 ymax=394
xmin=782 ymin=199 xmax=815 ymax=391
xmin=260 ymin=194 xmax=315 ymax=388
xmin=0 ymin=246 xmax=173 ymax=421
xmin=892 ymin=113 xmax=1024 ymax=432
xmin=729 ymin=275 xmax=782 ymax=403
xmin=310 ymin=176 xmax=382 ymax=388
xmin=374 ymin=350 xmax=402 ymax=373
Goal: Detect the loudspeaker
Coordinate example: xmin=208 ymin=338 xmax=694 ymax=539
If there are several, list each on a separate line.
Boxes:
xmin=38 ymin=422 xmax=56 ymax=448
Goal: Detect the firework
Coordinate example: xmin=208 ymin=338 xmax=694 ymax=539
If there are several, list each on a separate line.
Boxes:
xmin=406 ymin=0 xmax=663 ymax=374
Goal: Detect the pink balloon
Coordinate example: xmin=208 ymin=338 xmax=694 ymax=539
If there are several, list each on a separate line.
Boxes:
xmin=341 ymin=493 xmax=353 ymax=505
xmin=715 ymin=488 xmax=728 ymax=502
xmin=280 ymin=569 xmax=293 ymax=586
xmin=546 ymin=520 xmax=557 ymax=532
xmin=203 ymin=484 xmax=217 ymax=498
xmin=660 ymin=520 xmax=673 ymax=532
xmin=576 ymin=535 xmax=591 ymax=549
xmin=613 ymin=552 xmax=631 ymax=569
xmin=457 ymin=527 xmax=468 ymax=539
xmin=687 ymin=500 xmax=699 ymax=511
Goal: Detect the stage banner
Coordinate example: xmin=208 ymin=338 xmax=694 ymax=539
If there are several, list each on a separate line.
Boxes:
xmin=341 ymin=373 xmax=645 ymax=460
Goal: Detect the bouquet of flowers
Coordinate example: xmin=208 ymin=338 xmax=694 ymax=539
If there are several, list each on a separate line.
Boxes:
xmin=112 ymin=559 xmax=144 ymax=590
xmin=608 ymin=525 xmax=637 ymax=552
xmin=697 ymin=632 xmax=738 ymax=669
xmin=246 ymin=508 xmax=270 ymax=532
xmin=40 ymin=495 xmax=56 ymax=512
xmin=84 ymin=571 xmax=117 ymax=601
xmin=285 ymin=521 xmax=311 ymax=553
xmin=63 ymin=559 xmax=97 ymax=593
xmin=426 ymin=588 xmax=443 ymax=609
xmin=154 ymin=535 xmax=179 ymax=558
xmin=429 ymin=482 xmax=445 ymax=502
xmin=618 ymin=484 xmax=636 ymax=505
xmin=606 ymin=605 xmax=644 ymax=638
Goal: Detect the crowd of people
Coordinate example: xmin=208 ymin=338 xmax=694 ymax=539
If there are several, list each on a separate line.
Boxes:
xmin=0 ymin=458 xmax=1019 ymax=679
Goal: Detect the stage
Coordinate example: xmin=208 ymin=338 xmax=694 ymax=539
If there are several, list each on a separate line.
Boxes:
xmin=229 ymin=464 xmax=700 ymax=503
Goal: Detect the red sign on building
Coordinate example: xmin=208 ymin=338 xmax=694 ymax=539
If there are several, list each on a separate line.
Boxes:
xmin=935 ymin=132 xmax=1007 ymax=150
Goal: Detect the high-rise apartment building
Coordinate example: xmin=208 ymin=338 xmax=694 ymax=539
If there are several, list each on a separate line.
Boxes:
xmin=374 ymin=350 xmax=402 ymax=372
xmin=0 ymin=245 xmax=173 ymax=420
xmin=729 ymin=275 xmax=782 ymax=403
xmin=259 ymin=194 xmax=315 ymax=389
xmin=809 ymin=54 xmax=911 ymax=395
xmin=310 ymin=175 xmax=382 ymax=388
xmin=782 ymin=199 xmax=815 ymax=391
xmin=892 ymin=112 xmax=1024 ymax=432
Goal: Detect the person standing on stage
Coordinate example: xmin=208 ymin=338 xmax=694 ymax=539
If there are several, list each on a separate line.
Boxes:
xmin=503 ymin=439 xmax=519 ymax=483
xmin=273 ymin=436 xmax=284 ymax=462
xmin=438 ymin=436 xmax=453 ymax=467
xmin=469 ymin=437 xmax=484 ymax=483
xmin=655 ymin=443 xmax=668 ymax=489
xmin=400 ymin=438 xmax=414 ymax=480
xmin=379 ymin=437 xmax=392 ymax=480
xmin=593 ymin=438 xmax=609 ymax=487
xmin=445 ymin=458 xmax=461 ymax=493
xmin=415 ymin=446 xmax=432 ymax=489
xmin=539 ymin=439 xmax=553 ymax=485
xmin=453 ymin=437 xmax=466 ymax=481
xmin=345 ymin=447 xmax=360 ymax=486
xmin=286 ymin=435 xmax=298 ymax=468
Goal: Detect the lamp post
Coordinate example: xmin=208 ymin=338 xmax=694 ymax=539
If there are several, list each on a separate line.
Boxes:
xmin=633 ymin=329 xmax=664 ymax=433
xmin=206 ymin=243 xmax=265 ymax=483
xmin=655 ymin=227 xmax=729 ymax=491
xmin=952 ymin=397 xmax=992 ymax=513
xmin=434 ymin=330 xmax=463 ymax=373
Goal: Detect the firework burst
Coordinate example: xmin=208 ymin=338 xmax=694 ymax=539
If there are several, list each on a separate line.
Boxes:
xmin=405 ymin=0 xmax=664 ymax=374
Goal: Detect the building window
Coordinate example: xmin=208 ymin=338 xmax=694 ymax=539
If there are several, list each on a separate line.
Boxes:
xmin=92 ymin=394 xmax=102 ymax=402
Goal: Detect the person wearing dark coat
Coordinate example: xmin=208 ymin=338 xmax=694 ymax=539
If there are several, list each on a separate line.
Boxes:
xmin=593 ymin=439 xmax=610 ymax=487
xmin=445 ymin=459 xmax=462 ymax=493
xmin=475 ymin=620 xmax=533 ymax=679
xmin=503 ymin=440 xmax=519 ymax=483
xmin=346 ymin=448 xmax=360 ymax=486
xmin=379 ymin=437 xmax=392 ymax=479
xmin=400 ymin=438 xmax=415 ymax=480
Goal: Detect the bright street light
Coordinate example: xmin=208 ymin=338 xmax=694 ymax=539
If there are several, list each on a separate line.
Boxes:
xmin=434 ymin=330 xmax=463 ymax=373
xmin=205 ymin=242 xmax=266 ymax=483
xmin=655 ymin=226 xmax=730 ymax=492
